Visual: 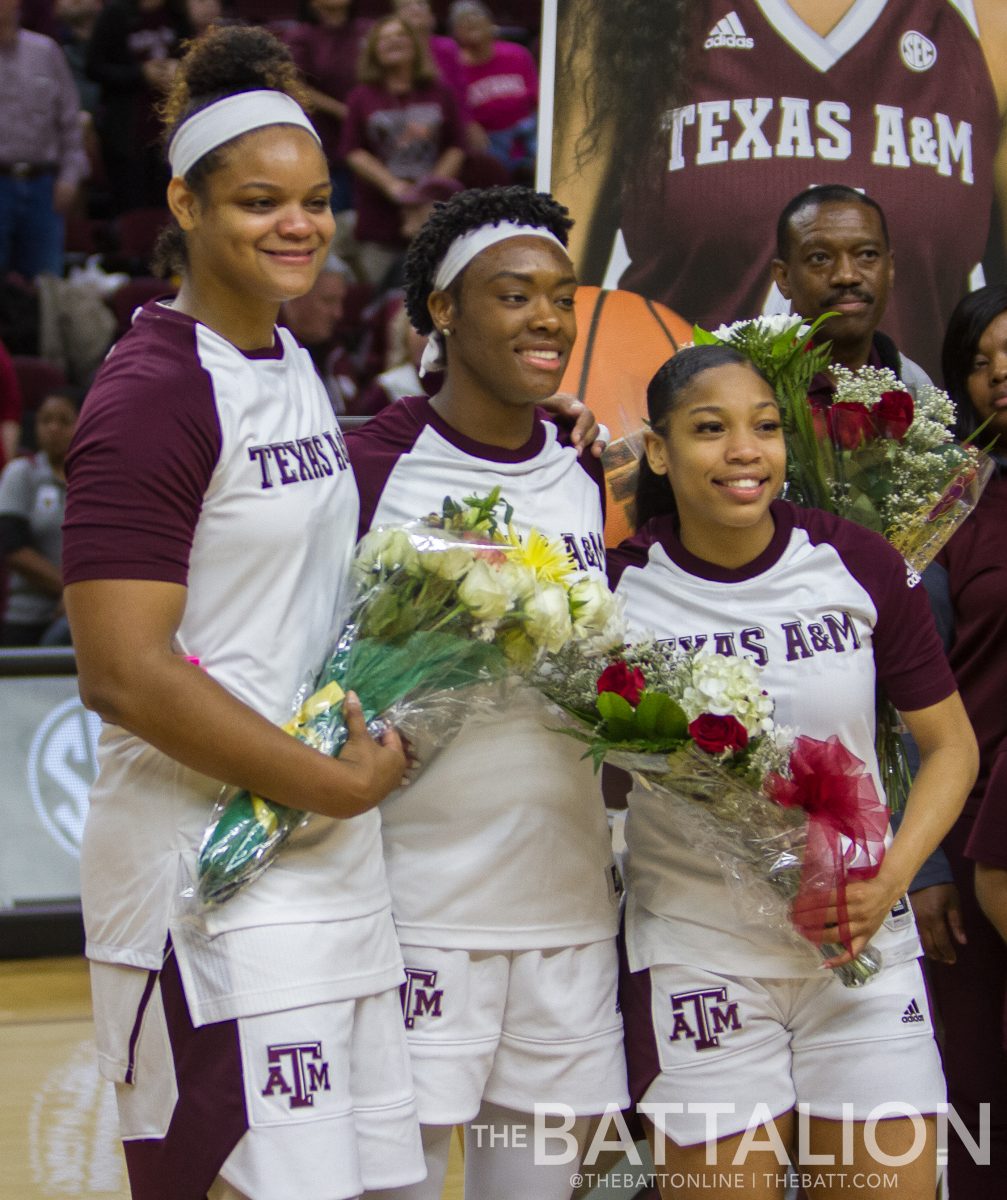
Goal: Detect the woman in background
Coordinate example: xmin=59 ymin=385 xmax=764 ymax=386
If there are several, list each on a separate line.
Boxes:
xmin=0 ymin=387 xmax=77 ymax=646
xmin=341 ymin=14 xmax=465 ymax=284
xmin=922 ymin=284 xmax=1007 ymax=1198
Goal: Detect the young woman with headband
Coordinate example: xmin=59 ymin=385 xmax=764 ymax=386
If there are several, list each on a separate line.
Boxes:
xmin=608 ymin=345 xmax=977 ymax=1200
xmin=347 ymin=185 xmax=628 ymax=1200
xmin=62 ymin=26 xmax=423 ymax=1200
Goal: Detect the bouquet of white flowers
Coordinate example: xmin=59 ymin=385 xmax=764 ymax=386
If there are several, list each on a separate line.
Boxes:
xmin=538 ymin=642 xmax=889 ymax=987
xmin=196 ymin=489 xmax=623 ymax=906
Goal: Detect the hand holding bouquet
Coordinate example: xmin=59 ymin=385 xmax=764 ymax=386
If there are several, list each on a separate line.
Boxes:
xmin=196 ymin=489 xmax=622 ymax=906
xmin=538 ymin=642 xmax=889 ymax=986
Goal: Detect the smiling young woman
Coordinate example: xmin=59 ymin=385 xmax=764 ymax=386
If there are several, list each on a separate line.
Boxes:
xmin=608 ymin=344 xmax=978 ymax=1200
xmin=345 ymin=186 xmax=628 ymax=1200
xmin=61 ymin=25 xmax=422 ymax=1200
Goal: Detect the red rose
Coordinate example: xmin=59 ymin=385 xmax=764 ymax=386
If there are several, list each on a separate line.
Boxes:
xmin=826 ymin=401 xmax=877 ymax=449
xmin=597 ymin=661 xmax=646 ymax=706
xmin=872 ymin=390 xmax=914 ymax=440
xmin=688 ymin=713 xmax=749 ymax=754
xmin=810 ymin=400 xmax=830 ymax=442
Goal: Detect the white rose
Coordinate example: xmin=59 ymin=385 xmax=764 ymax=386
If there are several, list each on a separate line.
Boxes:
xmin=354 ymin=528 xmax=419 ymax=576
xmin=458 ymin=559 xmax=514 ymax=623
xmin=523 ymin=583 xmax=574 ymax=653
xmin=420 ymin=545 xmax=474 ymax=581
xmin=570 ymin=577 xmax=625 ymax=648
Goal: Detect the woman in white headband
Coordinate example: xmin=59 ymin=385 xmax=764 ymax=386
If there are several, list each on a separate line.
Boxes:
xmin=345 ymin=186 xmax=628 ymax=1200
xmin=62 ymin=26 xmax=423 ymax=1200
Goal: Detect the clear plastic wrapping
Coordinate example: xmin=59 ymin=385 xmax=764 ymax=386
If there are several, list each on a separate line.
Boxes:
xmin=194 ymin=491 xmax=623 ymax=908
xmin=607 ymin=742 xmax=884 ymax=987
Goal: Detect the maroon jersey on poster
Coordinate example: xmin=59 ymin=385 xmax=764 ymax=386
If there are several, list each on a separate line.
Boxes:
xmin=617 ymin=0 xmax=1001 ymax=377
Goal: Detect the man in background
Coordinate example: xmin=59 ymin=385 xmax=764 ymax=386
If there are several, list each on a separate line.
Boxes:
xmin=0 ymin=0 xmax=88 ymax=279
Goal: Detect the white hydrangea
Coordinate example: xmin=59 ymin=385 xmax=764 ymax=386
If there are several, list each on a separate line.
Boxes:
xmin=680 ymin=652 xmax=775 ymax=735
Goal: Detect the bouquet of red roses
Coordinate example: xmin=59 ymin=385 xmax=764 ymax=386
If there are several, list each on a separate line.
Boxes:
xmin=537 ymin=642 xmax=889 ymax=986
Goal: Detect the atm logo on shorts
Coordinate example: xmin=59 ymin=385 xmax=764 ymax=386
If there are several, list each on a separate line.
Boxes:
xmin=668 ymin=987 xmax=743 ymax=1051
xmin=401 ymin=967 xmax=444 ymax=1029
xmin=261 ymin=1042 xmax=332 ymax=1109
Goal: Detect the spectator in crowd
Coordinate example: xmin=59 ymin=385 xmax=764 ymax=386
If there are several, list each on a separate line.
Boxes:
xmin=920 ymin=284 xmax=1007 ymax=1197
xmin=771 ymin=185 xmax=931 ymax=397
xmin=54 ymin=0 xmax=102 ymax=113
xmin=354 ymin=301 xmax=425 ymax=415
xmin=281 ymin=255 xmax=359 ymax=413
xmin=449 ymin=0 xmax=537 ymax=175
xmin=0 ymin=338 xmax=22 ymax=468
xmin=86 ymin=0 xmax=190 ymax=213
xmin=0 ymin=386 xmax=78 ymax=646
xmin=392 ymin=0 xmax=489 ymax=153
xmin=284 ymin=1 xmax=370 ymax=212
xmin=341 ymin=13 xmax=465 ymax=285
xmin=0 ymin=0 xmax=88 ymax=279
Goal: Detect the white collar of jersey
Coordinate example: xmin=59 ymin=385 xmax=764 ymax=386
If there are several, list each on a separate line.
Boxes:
xmin=420 ymin=222 xmax=570 ymax=377
xmin=168 ymin=90 xmax=321 ymax=180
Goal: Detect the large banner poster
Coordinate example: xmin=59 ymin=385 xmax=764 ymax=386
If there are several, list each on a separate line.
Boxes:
xmin=537 ymin=0 xmax=1007 ymax=385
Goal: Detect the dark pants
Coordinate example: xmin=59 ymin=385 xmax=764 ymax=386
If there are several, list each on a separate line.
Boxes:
xmin=929 ymin=817 xmax=1007 ymax=1198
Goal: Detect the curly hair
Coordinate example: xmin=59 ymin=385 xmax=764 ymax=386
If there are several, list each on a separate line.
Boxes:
xmin=152 ymin=25 xmax=313 ymax=276
xmin=559 ymin=0 xmax=696 ymax=179
xmin=403 ymin=185 xmax=574 ymax=336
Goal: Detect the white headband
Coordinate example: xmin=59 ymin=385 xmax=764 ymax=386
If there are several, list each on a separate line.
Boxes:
xmin=420 ymin=221 xmax=570 ymax=377
xmin=168 ymin=90 xmax=321 ymax=180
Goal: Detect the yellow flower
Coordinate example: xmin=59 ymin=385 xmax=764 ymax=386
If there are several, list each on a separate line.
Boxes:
xmin=506 ymin=525 xmax=575 ymax=584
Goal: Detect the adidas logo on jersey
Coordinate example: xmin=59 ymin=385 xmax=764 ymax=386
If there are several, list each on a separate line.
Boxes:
xmin=705 ymin=11 xmax=754 ymax=50
xmin=902 ymin=998 xmax=926 ymax=1025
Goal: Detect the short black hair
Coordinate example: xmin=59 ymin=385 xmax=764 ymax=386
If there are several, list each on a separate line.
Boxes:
xmin=403 ymin=185 xmax=574 ymax=336
xmin=940 ymin=283 xmax=1007 ymax=440
xmin=775 ymin=185 xmax=890 ymax=260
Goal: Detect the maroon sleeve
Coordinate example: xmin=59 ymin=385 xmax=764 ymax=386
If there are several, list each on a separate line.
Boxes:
xmin=606 ymin=518 xmax=665 ymax=589
xmin=63 ymin=313 xmax=222 ymax=585
xmin=966 ymin=750 xmax=1007 ymax=868
xmin=794 ymin=508 xmax=957 ymax=712
xmin=339 ymin=85 xmax=370 ymax=158
xmin=436 ymin=81 xmax=465 ymax=151
xmin=343 ymin=395 xmax=427 ymax=538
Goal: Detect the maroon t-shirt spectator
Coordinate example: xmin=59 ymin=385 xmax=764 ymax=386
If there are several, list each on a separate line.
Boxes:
xmin=341 ymin=80 xmax=464 ymax=245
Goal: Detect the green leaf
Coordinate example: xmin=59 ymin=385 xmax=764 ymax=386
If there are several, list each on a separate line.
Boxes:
xmin=692 ymin=324 xmax=719 ymax=345
xmin=633 ymin=690 xmax=688 ymax=740
xmin=596 ymin=690 xmax=637 ymax=740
